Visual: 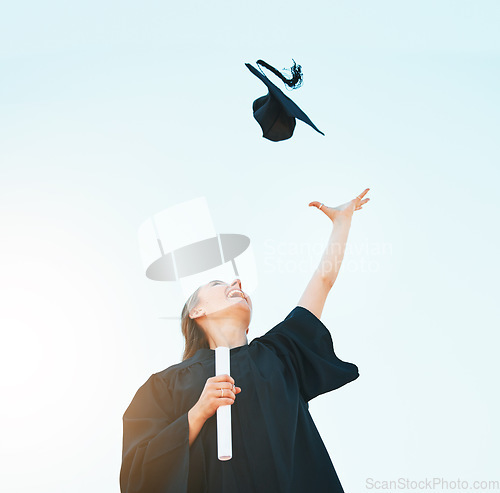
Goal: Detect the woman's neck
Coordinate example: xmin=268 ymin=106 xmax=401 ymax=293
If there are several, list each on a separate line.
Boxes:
xmin=207 ymin=331 xmax=248 ymax=350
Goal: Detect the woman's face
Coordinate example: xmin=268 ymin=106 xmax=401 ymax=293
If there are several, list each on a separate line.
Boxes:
xmin=192 ymin=278 xmax=253 ymax=319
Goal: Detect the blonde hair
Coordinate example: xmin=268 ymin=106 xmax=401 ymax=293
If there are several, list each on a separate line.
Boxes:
xmin=180 ymin=285 xmax=210 ymax=361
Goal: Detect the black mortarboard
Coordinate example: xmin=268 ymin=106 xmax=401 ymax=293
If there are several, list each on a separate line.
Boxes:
xmin=245 ymin=60 xmax=325 ymax=142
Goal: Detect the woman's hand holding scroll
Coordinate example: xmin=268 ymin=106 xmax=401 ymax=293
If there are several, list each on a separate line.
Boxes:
xmin=188 ymin=375 xmax=242 ymax=446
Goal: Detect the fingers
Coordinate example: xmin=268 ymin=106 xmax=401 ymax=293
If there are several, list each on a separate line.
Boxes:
xmin=198 ymin=375 xmax=242 ymax=419
xmin=213 ymin=381 xmax=235 ymax=388
xmin=311 ymin=190 xmax=371 ymax=211
xmin=309 ymin=201 xmax=330 ymax=216
xmin=308 ymin=201 xmax=327 ymax=209
xmin=354 ymin=189 xmax=370 ymax=211
xmin=215 ymin=388 xmax=237 ymax=400
xmin=215 ymin=386 xmax=242 ymax=405
xmin=356 ymin=188 xmax=370 ymax=200
xmin=208 ymin=375 xmax=242 ymax=401
xmin=355 ymin=198 xmax=370 ymax=210
xmin=210 ymin=382 xmax=235 ymax=391
xmin=210 ymin=374 xmax=235 ymax=385
xmin=209 ymin=383 xmax=235 ymax=397
xmin=218 ymin=398 xmax=237 ymax=407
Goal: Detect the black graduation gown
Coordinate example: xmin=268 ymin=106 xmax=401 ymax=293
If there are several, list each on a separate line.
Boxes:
xmin=120 ymin=305 xmax=359 ymax=493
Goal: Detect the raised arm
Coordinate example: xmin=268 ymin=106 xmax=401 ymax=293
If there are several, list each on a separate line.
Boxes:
xmin=297 ymin=188 xmax=370 ymax=319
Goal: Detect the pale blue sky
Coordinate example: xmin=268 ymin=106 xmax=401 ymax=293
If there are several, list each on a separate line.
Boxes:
xmin=1 ymin=1 xmax=499 ymax=492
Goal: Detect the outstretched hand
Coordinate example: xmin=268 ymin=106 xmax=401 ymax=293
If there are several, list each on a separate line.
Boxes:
xmin=309 ymin=188 xmax=370 ymax=223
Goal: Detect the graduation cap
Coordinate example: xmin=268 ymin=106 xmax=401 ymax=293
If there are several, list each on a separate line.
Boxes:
xmin=245 ymin=59 xmax=325 ymax=142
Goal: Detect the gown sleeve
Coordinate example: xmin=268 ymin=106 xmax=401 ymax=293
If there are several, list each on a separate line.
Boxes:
xmin=119 ymin=372 xmax=190 ymax=493
xmin=255 ymin=305 xmax=360 ymax=402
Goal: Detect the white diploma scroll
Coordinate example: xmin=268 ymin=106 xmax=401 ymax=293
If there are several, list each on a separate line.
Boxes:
xmin=215 ymin=346 xmax=232 ymax=461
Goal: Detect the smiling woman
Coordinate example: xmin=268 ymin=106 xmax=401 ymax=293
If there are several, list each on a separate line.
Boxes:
xmin=119 ymin=189 xmax=370 ymax=493
xmin=188 ymin=279 xmax=253 ymax=350
xmin=178 ymin=278 xmax=253 ymax=361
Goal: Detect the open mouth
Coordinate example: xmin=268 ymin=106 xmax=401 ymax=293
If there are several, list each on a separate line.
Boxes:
xmin=227 ymin=289 xmax=246 ymax=301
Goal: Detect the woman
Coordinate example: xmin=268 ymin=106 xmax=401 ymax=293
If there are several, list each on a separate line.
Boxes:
xmin=120 ymin=188 xmax=371 ymax=493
